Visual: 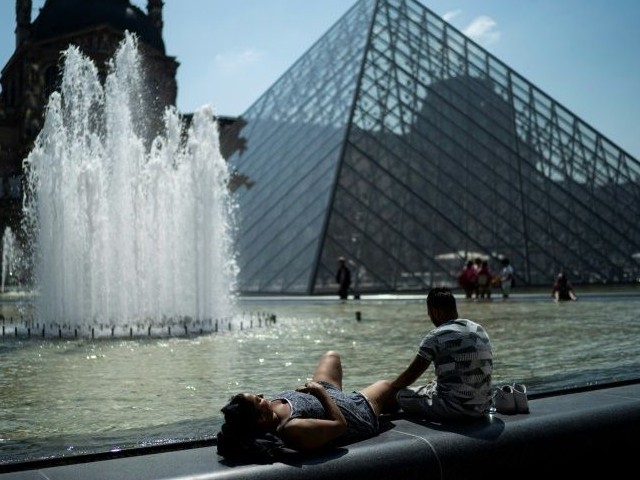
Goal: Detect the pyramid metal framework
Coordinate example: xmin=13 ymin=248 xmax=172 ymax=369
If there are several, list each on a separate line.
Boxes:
xmin=225 ymin=0 xmax=640 ymax=295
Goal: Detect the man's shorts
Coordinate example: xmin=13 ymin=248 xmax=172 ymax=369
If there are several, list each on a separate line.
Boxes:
xmin=396 ymin=383 xmax=486 ymax=421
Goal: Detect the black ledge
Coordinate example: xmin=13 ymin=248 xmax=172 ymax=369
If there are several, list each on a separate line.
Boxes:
xmin=2 ymin=379 xmax=640 ymax=479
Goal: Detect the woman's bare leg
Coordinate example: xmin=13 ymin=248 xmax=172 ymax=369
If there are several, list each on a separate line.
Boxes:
xmin=311 ymin=350 xmax=343 ymax=389
xmin=361 ymin=380 xmax=397 ymax=415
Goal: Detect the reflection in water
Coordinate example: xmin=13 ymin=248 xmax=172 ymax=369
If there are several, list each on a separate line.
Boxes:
xmin=1 ymin=294 xmax=639 ymax=465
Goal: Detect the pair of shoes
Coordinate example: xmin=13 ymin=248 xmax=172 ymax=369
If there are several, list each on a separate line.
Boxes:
xmin=492 ymin=383 xmax=530 ymax=414
xmin=493 ymin=385 xmax=517 ymax=414
xmin=513 ymin=383 xmax=529 ymax=413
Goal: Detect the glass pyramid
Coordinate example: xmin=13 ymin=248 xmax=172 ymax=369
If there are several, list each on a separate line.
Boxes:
xmin=224 ymin=0 xmax=640 ymax=295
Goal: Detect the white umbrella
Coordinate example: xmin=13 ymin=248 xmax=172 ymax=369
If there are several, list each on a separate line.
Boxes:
xmin=434 ymin=250 xmax=489 ymax=261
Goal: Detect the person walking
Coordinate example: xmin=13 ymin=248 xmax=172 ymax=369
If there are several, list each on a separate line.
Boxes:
xmin=335 ymin=257 xmax=352 ymax=300
xmin=457 ymin=260 xmax=477 ymax=299
xmin=390 ymin=287 xmax=493 ymax=421
xmin=499 ymin=257 xmax=515 ymax=300
xmin=475 ymin=260 xmax=493 ymax=300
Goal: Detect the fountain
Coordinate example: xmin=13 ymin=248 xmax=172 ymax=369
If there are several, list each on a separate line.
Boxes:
xmin=15 ymin=32 xmax=239 ymax=337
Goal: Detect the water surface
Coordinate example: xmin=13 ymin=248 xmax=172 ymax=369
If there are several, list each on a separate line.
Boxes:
xmin=1 ymin=292 xmax=639 ymax=465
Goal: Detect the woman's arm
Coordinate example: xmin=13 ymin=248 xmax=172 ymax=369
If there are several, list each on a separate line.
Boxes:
xmin=279 ymin=381 xmax=347 ymax=450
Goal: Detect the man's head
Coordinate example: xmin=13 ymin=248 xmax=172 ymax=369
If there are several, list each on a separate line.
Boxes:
xmin=426 ymin=287 xmax=458 ymax=325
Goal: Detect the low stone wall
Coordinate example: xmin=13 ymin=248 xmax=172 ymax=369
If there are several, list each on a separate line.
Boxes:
xmin=1 ymin=380 xmax=639 ymax=479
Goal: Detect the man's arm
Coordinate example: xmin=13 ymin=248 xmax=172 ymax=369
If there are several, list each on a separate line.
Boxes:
xmin=391 ymin=355 xmax=430 ymax=390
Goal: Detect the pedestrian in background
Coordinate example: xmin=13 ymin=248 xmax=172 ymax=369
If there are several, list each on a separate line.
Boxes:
xmin=475 ymin=260 xmax=493 ymax=300
xmin=335 ymin=257 xmax=352 ymax=301
xmin=552 ymin=272 xmax=577 ymax=301
xmin=499 ymin=258 xmax=514 ymax=300
xmin=457 ymin=260 xmax=476 ymax=299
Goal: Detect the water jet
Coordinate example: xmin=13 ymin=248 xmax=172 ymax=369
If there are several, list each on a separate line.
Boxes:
xmin=16 ymin=32 xmax=239 ymax=337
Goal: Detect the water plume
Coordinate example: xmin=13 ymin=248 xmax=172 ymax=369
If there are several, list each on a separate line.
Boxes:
xmin=21 ymin=32 xmax=238 ymax=333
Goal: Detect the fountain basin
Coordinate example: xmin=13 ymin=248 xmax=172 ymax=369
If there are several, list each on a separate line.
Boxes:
xmin=1 ymin=379 xmax=639 ymax=479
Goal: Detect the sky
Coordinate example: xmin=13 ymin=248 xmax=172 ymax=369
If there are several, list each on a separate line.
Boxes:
xmin=1 ymin=0 xmax=638 ymax=159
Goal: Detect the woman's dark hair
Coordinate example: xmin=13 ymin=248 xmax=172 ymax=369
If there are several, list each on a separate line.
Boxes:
xmin=216 ymin=393 xmax=285 ymax=464
xmin=220 ymin=393 xmax=260 ymax=433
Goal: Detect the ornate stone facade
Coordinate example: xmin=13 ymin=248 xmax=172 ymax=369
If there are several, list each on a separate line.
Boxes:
xmin=0 ymin=0 xmax=179 ymax=234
